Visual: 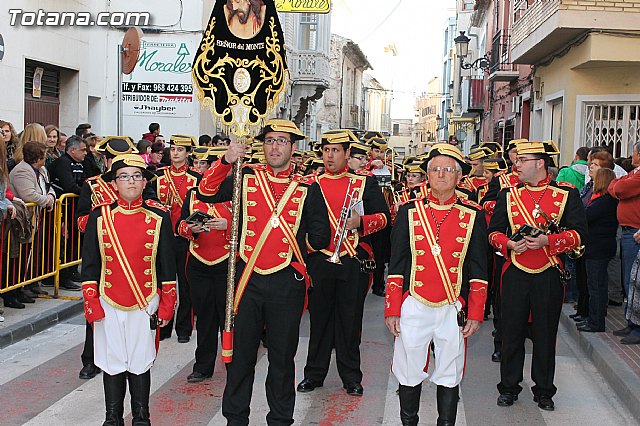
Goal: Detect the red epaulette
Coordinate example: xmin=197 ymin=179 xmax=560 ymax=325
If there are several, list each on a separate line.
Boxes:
xmin=556 ymin=181 xmax=576 ymax=189
xmin=249 ymin=163 xmax=267 ymax=171
xmin=458 ymin=198 xmax=482 ymax=210
xmin=145 ymin=199 xmax=169 ymax=211
xmin=156 ymin=165 xmax=170 ymax=174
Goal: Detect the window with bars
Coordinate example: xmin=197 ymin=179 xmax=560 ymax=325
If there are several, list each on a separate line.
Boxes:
xmin=298 ymin=13 xmax=318 ymax=51
xmin=583 ymin=103 xmax=640 ymax=158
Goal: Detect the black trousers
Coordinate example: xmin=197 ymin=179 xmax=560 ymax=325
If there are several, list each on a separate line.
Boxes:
xmin=493 ymin=255 xmax=505 ymax=353
xmin=575 ymin=256 xmax=589 ymax=317
xmin=304 ymin=253 xmax=368 ymax=385
xmin=222 ymin=265 xmax=306 ymax=426
xmin=161 ymin=236 xmax=192 ymax=338
xmin=498 ymin=266 xmax=563 ymax=398
xmin=186 ymin=256 xmax=227 ymax=376
xmin=371 ymin=227 xmax=390 ymax=293
xmin=81 ymin=320 xmax=94 ymax=366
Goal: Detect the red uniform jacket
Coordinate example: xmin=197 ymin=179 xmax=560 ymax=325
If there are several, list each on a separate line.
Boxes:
xmin=80 ymin=197 xmax=177 ymax=323
xmin=488 ymin=175 xmax=588 ymax=274
xmin=385 ymin=192 xmax=489 ymax=322
xmin=155 ymin=163 xmax=200 ymax=230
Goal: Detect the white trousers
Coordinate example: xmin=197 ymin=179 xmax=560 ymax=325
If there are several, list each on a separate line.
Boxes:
xmin=94 ymin=295 xmax=160 ymax=375
xmin=391 ymin=296 xmax=465 ymax=387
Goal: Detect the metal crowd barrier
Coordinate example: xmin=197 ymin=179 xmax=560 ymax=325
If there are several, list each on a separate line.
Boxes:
xmin=1 ymin=194 xmax=81 ymax=299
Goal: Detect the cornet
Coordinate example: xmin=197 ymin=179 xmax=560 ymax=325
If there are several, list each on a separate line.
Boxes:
xmin=327 ymin=179 xmax=359 ymax=264
xmin=532 ymin=205 xmax=585 ymax=259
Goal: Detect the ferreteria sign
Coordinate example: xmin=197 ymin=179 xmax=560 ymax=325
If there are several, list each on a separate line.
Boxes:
xmin=275 ymin=0 xmax=330 ymax=13
xmin=122 ymin=39 xmax=195 ymax=118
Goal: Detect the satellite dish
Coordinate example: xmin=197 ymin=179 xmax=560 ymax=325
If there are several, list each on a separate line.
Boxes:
xmin=121 ymin=27 xmax=143 ymax=75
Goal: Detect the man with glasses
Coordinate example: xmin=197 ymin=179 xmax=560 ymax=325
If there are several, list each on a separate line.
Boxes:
xmin=348 ymin=142 xmax=372 ymax=175
xmin=384 ymin=143 xmax=488 ymax=426
xmin=80 ymin=154 xmax=176 ymax=425
xmin=297 ymin=130 xmax=390 ymax=397
xmin=155 ymin=135 xmax=201 ymax=343
xmin=197 ymin=119 xmax=329 ymax=425
xmin=488 ymin=141 xmax=587 ymax=411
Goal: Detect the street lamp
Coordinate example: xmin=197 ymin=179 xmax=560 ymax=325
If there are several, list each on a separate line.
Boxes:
xmin=454 ymin=31 xmax=489 ymax=71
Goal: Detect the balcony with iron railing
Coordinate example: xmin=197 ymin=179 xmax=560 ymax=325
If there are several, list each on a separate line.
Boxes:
xmin=511 ymin=0 xmax=640 ymax=64
xmin=287 ymin=51 xmax=330 ymax=87
xmin=489 ymin=30 xmax=519 ymax=82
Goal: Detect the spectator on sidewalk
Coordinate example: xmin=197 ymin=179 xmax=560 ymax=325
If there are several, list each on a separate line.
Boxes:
xmin=83 ymin=134 xmax=106 ymax=178
xmin=198 ymin=134 xmax=212 ymax=147
xmin=1 ymin=120 xmax=20 ymax=171
xmin=49 ymin=136 xmax=87 ymax=197
xmin=13 ymin=123 xmax=47 ymax=171
xmin=556 ymin=147 xmax=588 ymax=191
xmin=578 ymin=168 xmax=618 ymax=333
xmin=142 ymin=122 xmax=160 ymax=142
xmin=1 ymin=134 xmax=21 ymax=312
xmin=49 ymin=136 xmax=87 ymax=291
xmin=44 ymin=125 xmax=64 ymax=169
xmin=75 ymin=123 xmax=92 ymax=138
xmin=9 ymin=141 xmax=57 ymax=297
xmin=627 ymin=231 xmax=640 ymax=344
xmin=586 ymin=146 xmax=627 ymax=183
xmin=609 ymin=141 xmax=640 ymax=344
xmin=146 ymin=141 xmax=166 ymax=171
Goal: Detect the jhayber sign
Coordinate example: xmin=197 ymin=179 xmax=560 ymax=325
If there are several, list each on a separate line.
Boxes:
xmin=275 ymin=0 xmax=330 ymax=13
xmin=123 ymin=39 xmax=195 ymax=118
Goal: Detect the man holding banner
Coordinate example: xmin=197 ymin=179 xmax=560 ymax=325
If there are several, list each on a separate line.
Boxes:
xmin=197 ymin=119 xmax=329 ymax=425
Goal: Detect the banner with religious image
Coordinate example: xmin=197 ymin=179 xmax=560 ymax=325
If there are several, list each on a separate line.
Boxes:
xmin=192 ymin=0 xmax=288 ymax=137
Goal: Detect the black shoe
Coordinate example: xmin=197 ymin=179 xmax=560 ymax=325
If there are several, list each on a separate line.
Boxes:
xmin=177 ymin=335 xmax=190 ymax=343
xmin=17 ymin=292 xmax=35 ymax=304
xmin=22 ymin=288 xmax=38 ymax=298
xmin=575 ymin=320 xmax=589 ymax=328
xmin=534 ymin=395 xmax=555 ymax=411
xmin=491 ymin=329 xmax=497 ymax=337
xmin=4 ymin=299 xmax=25 ymax=309
xmin=620 ymin=334 xmax=640 ymax=345
xmin=569 ymin=313 xmax=581 ymax=319
xmin=30 ymin=284 xmax=48 ymax=295
xmin=79 ymin=363 xmax=101 ymax=379
xmin=577 ymin=324 xmax=604 ymax=332
xmin=297 ymin=378 xmax=323 ymax=392
xmin=187 ymin=371 xmax=212 ymax=383
xmin=613 ymin=326 xmax=633 ymax=336
xmin=69 ymin=271 xmax=82 ymax=282
xmin=159 ymin=333 xmax=171 ymax=341
xmin=497 ymin=393 xmax=518 ymax=407
xmin=372 ymin=287 xmax=385 ymax=297
xmin=60 ymin=280 xmax=81 ymax=291
xmin=608 ymin=300 xmax=623 ymax=306
xmin=343 ymin=382 xmax=364 ymax=396
xmin=491 ymin=351 xmax=502 ymax=362
xmin=572 ymin=315 xmax=587 ymax=322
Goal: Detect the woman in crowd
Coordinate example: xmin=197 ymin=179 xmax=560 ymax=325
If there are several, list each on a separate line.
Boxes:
xmin=83 ymin=134 xmax=105 ymax=178
xmin=1 ymin=120 xmax=21 ymax=171
xmin=146 ymin=141 xmax=166 ymax=171
xmin=14 ymin=123 xmax=47 ymax=169
xmin=1 ymin=132 xmax=22 ymax=312
xmin=571 ymin=150 xmax=616 ymax=324
xmin=9 ymin=140 xmax=57 ymax=298
xmin=578 ymin=167 xmax=619 ymax=332
xmin=44 ymin=125 xmax=64 ymax=169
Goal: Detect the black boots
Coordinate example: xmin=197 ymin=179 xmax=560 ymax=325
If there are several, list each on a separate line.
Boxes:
xmin=436 ymin=385 xmax=459 ymax=426
xmin=398 ymin=383 xmax=422 ymax=426
xmin=102 ymin=372 xmax=126 ymax=426
xmin=128 ymin=370 xmax=152 ymax=426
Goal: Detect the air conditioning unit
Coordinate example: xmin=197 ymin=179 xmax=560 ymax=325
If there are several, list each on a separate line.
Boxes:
xmin=511 ymin=96 xmax=521 ymax=113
